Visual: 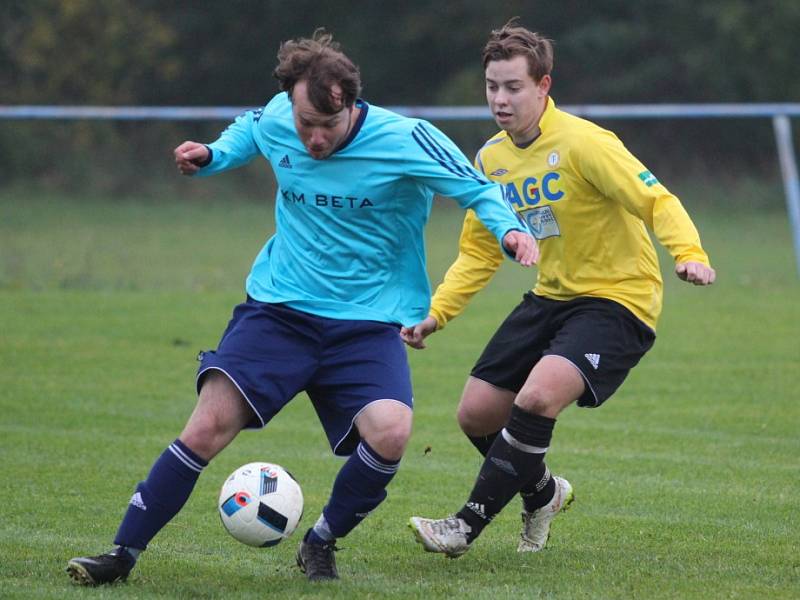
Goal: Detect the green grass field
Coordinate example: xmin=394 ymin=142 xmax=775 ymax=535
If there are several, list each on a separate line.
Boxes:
xmin=1 ymin=188 xmax=798 ymax=599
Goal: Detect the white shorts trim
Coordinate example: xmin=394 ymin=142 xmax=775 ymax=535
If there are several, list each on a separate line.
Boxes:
xmin=545 ymin=354 xmax=599 ymax=407
xmin=333 ymin=398 xmax=413 ymax=456
xmin=195 ymin=366 xmax=264 ymax=427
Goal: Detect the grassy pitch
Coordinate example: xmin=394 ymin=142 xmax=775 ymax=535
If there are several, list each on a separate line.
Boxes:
xmin=1 ymin=190 xmax=798 ymax=598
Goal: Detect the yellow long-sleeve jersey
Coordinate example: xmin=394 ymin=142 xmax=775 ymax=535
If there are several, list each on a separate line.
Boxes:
xmin=430 ymin=97 xmax=710 ymax=331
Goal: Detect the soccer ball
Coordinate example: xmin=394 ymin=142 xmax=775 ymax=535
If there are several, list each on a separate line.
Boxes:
xmin=218 ymin=462 xmax=304 ymax=547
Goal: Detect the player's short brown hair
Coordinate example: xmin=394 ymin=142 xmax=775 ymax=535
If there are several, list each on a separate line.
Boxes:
xmin=273 ymin=29 xmax=361 ymax=114
xmin=482 ymin=18 xmax=553 ymax=82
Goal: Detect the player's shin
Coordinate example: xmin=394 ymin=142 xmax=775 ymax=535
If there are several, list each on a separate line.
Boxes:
xmin=468 ymin=430 xmax=556 ymax=512
xmin=313 ymin=440 xmax=399 ymax=542
xmin=456 ymin=406 xmax=555 ymax=542
xmin=113 ymin=439 xmax=208 ymax=552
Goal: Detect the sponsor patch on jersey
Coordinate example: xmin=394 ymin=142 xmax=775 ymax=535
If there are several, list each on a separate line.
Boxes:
xmin=490 ymin=168 xmax=508 ymax=176
xmin=523 ymin=205 xmax=561 ymax=240
xmin=547 ymin=151 xmax=560 ymax=167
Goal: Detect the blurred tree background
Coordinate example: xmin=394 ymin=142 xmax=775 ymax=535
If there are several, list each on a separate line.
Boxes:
xmin=1 ymin=0 xmax=799 ymax=195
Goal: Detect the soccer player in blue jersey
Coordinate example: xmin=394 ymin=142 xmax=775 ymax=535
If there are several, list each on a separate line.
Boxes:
xmin=66 ymin=30 xmax=536 ymax=585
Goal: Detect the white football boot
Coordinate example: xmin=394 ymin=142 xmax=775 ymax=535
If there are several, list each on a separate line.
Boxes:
xmin=409 ymin=515 xmax=472 ymax=558
xmin=518 ymin=475 xmax=574 ymax=552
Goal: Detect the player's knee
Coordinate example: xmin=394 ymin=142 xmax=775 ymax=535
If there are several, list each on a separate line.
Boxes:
xmin=514 ymin=386 xmax=560 ymax=416
xmin=365 ymin=420 xmax=411 ymax=461
xmin=457 ymin=401 xmax=508 ymax=437
xmin=456 ymin=403 xmax=483 ymax=436
xmin=180 ymin=410 xmax=239 ymax=460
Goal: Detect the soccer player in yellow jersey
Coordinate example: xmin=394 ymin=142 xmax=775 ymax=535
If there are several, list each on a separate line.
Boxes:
xmin=404 ymin=21 xmax=716 ymax=558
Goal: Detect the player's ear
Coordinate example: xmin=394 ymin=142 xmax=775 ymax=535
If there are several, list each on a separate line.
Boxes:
xmin=538 ymin=74 xmax=552 ymax=95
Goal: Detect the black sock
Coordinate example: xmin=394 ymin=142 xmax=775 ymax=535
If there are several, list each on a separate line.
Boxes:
xmin=466 ymin=432 xmax=498 ymax=456
xmin=457 ymin=406 xmax=555 ymax=543
xmin=469 ymin=431 xmax=553 ymax=505
xmin=520 ymin=464 xmax=556 ymax=512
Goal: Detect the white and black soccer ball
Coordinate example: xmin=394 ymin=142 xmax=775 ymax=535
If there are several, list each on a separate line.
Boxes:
xmin=218 ymin=462 xmax=303 ymax=547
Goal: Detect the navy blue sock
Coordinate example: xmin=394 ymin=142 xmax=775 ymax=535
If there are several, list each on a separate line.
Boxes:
xmin=114 ymin=439 xmax=208 ymax=550
xmin=319 ymin=440 xmax=400 ymax=540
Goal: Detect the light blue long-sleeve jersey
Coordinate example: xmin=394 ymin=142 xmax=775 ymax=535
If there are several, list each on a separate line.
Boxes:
xmin=199 ymin=92 xmax=525 ymax=326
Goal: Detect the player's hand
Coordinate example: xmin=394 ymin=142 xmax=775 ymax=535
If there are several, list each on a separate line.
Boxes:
xmin=400 ymin=316 xmax=438 ymax=349
xmin=502 ymin=230 xmax=538 ymax=266
xmin=174 ymin=141 xmax=210 ymax=176
xmin=675 ymin=261 xmax=716 ymax=285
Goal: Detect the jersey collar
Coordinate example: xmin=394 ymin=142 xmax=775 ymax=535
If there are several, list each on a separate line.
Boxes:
xmin=334 ymin=98 xmax=369 ymax=154
xmin=503 ymin=96 xmax=555 ymax=150
xmin=538 ymin=96 xmax=556 ymax=134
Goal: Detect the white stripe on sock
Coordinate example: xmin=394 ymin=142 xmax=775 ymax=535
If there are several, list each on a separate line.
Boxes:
xmin=169 ymin=444 xmax=204 ymax=473
xmin=356 ymin=443 xmax=398 ymax=475
xmin=501 ymin=428 xmax=549 ymax=454
xmin=170 ymin=442 xmax=205 ymax=471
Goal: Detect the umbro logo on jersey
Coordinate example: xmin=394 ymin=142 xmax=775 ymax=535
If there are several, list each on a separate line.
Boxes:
xmin=585 ymin=353 xmax=600 ymax=370
xmin=129 ymin=492 xmax=147 ymax=511
xmin=278 ymin=155 xmax=292 ymax=168
xmin=490 ymin=168 xmax=508 ymax=176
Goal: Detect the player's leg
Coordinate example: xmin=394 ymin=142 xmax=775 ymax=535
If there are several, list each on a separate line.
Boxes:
xmin=410 ymin=357 xmax=580 ymax=556
xmin=411 ymin=296 xmax=656 ymax=557
xmin=409 ymin=293 xmax=567 ymax=555
xmin=454 ymin=292 xmax=557 ymax=486
xmin=67 ymin=298 xmax=312 ymax=586
xmin=504 ymin=356 xmax=580 ymax=551
xmin=456 ymin=376 xmax=564 ymax=530
xmin=298 ymin=401 xmax=412 ymax=580
xmin=319 ymin=399 xmax=412 ymax=536
xmin=410 ymin=292 xmax=572 ymax=556
xmin=298 ymin=319 xmax=413 ymax=580
xmin=66 ymin=372 xmax=253 ymax=585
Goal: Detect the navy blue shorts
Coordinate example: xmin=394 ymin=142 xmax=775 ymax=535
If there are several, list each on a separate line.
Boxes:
xmin=197 ymin=297 xmax=413 ymax=456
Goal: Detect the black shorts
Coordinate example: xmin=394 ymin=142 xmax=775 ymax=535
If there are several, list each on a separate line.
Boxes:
xmin=471 ymin=292 xmax=656 ymax=407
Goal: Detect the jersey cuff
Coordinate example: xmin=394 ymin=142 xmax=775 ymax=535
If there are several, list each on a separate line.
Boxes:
xmin=428 ymin=307 xmax=447 ymax=330
xmin=499 ymin=227 xmax=525 ymax=260
xmin=197 ymin=145 xmax=213 ymax=168
xmin=674 ymin=249 xmax=710 ymax=266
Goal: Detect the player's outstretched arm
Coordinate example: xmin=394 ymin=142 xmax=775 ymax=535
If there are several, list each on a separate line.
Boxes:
xmin=675 ymin=261 xmax=716 ymax=286
xmin=503 ymin=230 xmax=539 ymax=266
xmin=174 ymin=141 xmax=210 ymax=176
xmin=400 ymin=316 xmax=439 ymax=350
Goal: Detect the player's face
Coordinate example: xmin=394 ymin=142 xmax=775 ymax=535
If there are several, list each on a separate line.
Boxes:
xmin=485 ymin=55 xmax=551 ymax=145
xmin=292 ymin=80 xmax=354 ymax=160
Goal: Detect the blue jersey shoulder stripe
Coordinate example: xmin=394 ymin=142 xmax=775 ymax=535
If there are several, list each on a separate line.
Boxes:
xmin=412 ymin=123 xmax=487 ymax=184
xmin=414 ymin=123 xmax=487 ymax=183
xmin=412 ymin=129 xmax=467 ymax=181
